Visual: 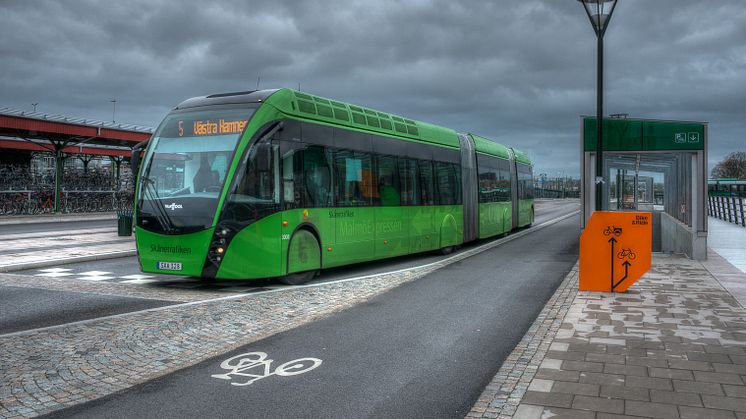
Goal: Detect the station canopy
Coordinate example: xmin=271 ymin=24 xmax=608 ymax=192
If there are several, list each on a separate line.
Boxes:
xmin=0 ymin=107 xmax=153 ymax=158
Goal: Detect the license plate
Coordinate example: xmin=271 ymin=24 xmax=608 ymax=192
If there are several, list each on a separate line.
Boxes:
xmin=157 ymin=261 xmax=182 ymax=271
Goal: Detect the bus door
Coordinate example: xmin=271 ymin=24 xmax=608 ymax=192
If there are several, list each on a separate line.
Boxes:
xmin=410 ymin=160 xmax=437 ymax=252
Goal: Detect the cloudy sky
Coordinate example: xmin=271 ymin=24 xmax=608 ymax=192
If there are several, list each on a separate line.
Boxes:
xmin=1 ymin=0 xmax=744 ymax=177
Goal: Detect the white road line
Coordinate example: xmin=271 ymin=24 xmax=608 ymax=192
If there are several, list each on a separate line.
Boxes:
xmin=0 ymin=210 xmax=579 ymax=339
xmin=121 ymin=279 xmax=158 ymax=285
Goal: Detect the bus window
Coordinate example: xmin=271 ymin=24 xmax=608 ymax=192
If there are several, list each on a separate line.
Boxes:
xmin=398 ymin=158 xmax=419 ymax=206
xmin=302 ymin=123 xmax=334 ymax=147
xmin=478 ymin=162 xmax=498 ymax=203
xmin=497 ymin=159 xmax=511 ymax=202
xmin=304 ymin=146 xmax=333 ymax=207
xmin=225 ymin=139 xmax=281 ymax=223
xmin=377 ymin=155 xmax=400 ymax=206
xmin=280 ymin=141 xmax=304 ymax=209
xmin=517 ymin=163 xmax=533 ymax=200
xmin=335 ymin=150 xmax=373 ymax=207
xmin=436 ymin=161 xmax=461 ymax=205
xmin=419 ymin=160 xmax=435 ymax=206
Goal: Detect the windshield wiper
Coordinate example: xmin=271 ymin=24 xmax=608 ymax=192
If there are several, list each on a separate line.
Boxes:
xmin=140 ymin=177 xmax=175 ymax=234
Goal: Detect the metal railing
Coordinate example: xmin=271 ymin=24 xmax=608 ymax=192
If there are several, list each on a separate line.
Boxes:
xmin=534 ymin=188 xmax=581 ymax=199
xmin=708 ymin=194 xmax=746 ymax=227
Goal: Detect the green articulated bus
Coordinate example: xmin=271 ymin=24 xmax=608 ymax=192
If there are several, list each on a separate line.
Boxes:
xmin=132 ymin=89 xmax=534 ymax=284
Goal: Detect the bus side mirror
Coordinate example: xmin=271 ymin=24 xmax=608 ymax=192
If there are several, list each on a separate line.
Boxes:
xmin=131 ymin=140 xmax=149 ymax=181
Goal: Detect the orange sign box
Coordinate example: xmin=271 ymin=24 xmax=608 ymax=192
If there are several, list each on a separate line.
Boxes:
xmin=579 ymin=211 xmax=652 ymax=292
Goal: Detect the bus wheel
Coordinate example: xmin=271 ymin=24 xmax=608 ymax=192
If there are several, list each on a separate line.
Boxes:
xmin=440 ymin=246 xmax=455 ymax=255
xmin=282 ymin=229 xmax=321 ymax=285
xmin=280 ymin=270 xmax=317 ymax=285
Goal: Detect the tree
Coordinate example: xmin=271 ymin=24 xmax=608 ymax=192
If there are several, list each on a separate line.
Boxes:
xmin=711 ymin=151 xmax=746 ymax=179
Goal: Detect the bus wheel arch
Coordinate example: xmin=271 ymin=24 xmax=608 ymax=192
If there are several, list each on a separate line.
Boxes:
xmin=281 ymin=224 xmax=321 ymax=285
xmin=439 ymin=214 xmax=458 ymax=255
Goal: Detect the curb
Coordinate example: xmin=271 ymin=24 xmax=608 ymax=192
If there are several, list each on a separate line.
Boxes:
xmin=0 ymin=250 xmax=137 ymax=273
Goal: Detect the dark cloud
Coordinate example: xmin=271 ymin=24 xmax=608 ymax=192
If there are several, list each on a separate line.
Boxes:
xmin=1 ymin=0 xmax=743 ymax=176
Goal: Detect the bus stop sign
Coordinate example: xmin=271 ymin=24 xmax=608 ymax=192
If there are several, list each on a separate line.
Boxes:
xmin=580 ymin=211 xmax=652 ymax=292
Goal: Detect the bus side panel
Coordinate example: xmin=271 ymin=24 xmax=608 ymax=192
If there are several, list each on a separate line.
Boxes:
xmin=332 ymin=207 xmax=376 ymax=266
xmin=478 ymin=202 xmax=512 ymax=238
xmin=436 ymin=205 xmax=464 ymax=248
xmin=217 ymin=213 xmax=283 ymax=279
xmin=409 ymin=206 xmax=437 ymax=253
xmin=374 ymin=206 xmax=410 ymax=259
xmin=518 ymin=199 xmax=534 ymax=227
xmin=136 ymin=227 xmax=214 ymax=277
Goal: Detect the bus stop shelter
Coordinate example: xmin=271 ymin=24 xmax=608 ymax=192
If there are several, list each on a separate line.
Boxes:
xmin=580 ymin=116 xmax=708 ymax=260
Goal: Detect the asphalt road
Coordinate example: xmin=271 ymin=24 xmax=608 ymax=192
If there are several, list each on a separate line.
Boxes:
xmin=15 ymin=200 xmax=579 ymax=289
xmin=54 ymin=212 xmax=580 ymax=419
xmin=0 ymin=285 xmax=174 ymax=334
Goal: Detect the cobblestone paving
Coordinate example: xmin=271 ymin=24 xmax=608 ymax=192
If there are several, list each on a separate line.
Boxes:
xmin=469 ymin=254 xmax=746 ymax=419
xmin=0 ymin=216 xmax=568 ymax=418
xmin=0 ymin=272 xmax=226 ymax=302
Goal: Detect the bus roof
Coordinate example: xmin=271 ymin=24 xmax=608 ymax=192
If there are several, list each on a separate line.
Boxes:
xmin=172 ymin=88 xmax=525 ymax=162
xmin=468 ymin=133 xmax=510 ymax=160
xmin=511 ymin=148 xmax=531 ymax=166
xmin=264 ymin=89 xmax=461 ymax=149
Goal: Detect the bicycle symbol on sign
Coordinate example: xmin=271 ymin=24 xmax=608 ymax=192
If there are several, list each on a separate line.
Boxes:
xmin=211 ymin=351 xmax=322 ymax=386
xmin=603 ymin=225 xmax=623 ymax=237
xmin=617 ymin=248 xmax=636 ymax=260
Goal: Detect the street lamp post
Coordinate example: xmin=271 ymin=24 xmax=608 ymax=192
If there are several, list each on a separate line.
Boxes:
xmin=110 ymin=99 xmax=117 ymax=124
xmin=578 ymin=0 xmax=618 ymax=211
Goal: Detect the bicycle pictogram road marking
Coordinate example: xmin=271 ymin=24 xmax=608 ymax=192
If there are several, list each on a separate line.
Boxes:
xmin=211 ymin=351 xmax=323 ymax=386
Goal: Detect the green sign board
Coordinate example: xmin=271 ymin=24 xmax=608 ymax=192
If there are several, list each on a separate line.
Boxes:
xmin=583 ymin=117 xmax=705 ymax=152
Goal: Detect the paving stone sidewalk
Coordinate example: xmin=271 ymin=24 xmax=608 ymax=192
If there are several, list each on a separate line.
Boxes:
xmin=469 ymin=254 xmax=746 ymax=419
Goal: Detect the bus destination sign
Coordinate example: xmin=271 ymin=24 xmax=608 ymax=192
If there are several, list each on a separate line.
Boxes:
xmin=177 ymin=119 xmax=248 ymax=137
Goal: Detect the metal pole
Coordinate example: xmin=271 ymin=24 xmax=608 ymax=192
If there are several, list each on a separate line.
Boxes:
xmin=595 ymin=34 xmax=604 ymax=211
xmin=54 ymin=149 xmax=62 ymax=213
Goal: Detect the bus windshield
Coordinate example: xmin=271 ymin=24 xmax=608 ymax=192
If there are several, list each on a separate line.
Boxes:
xmin=136 ymin=106 xmax=256 ymax=234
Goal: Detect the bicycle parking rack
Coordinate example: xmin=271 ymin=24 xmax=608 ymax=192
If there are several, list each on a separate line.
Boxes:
xmin=580 ymin=116 xmax=708 ymax=260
